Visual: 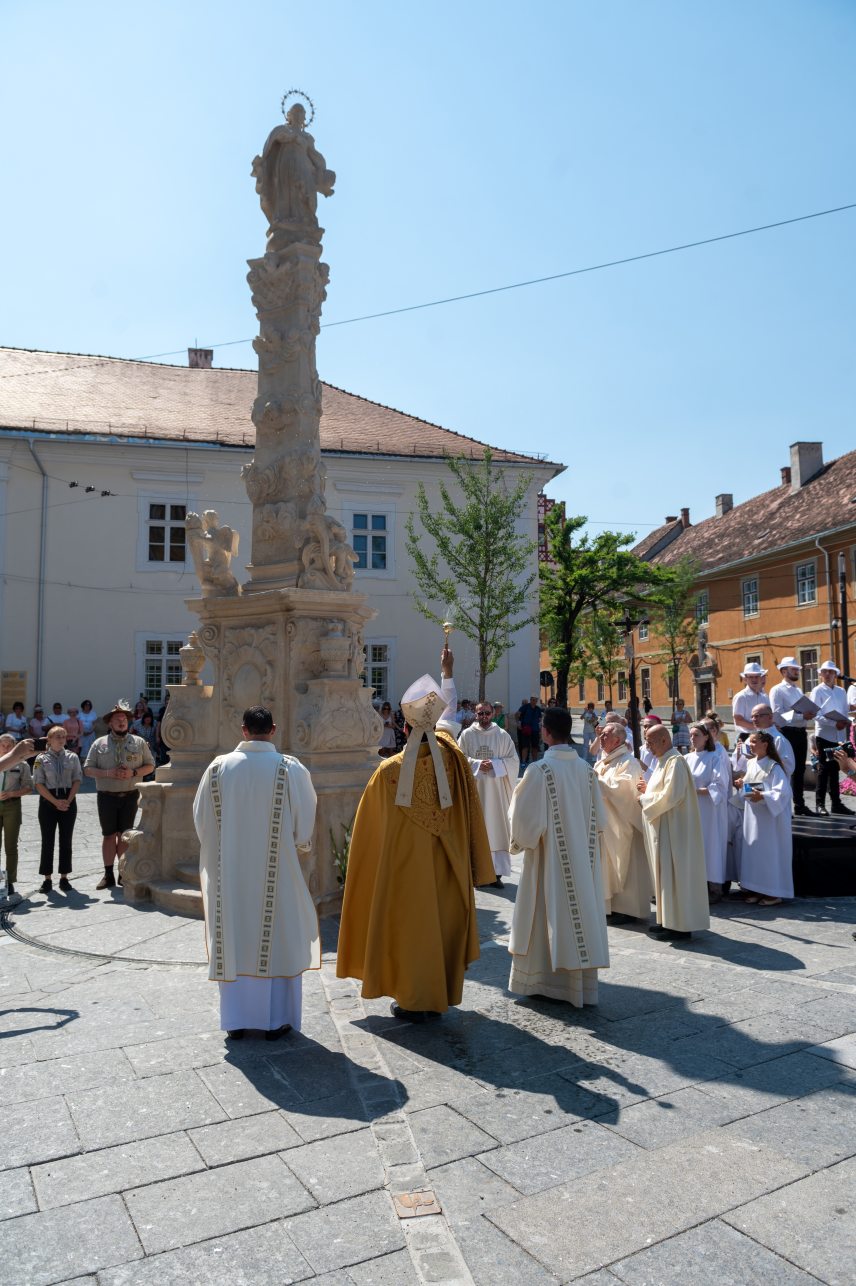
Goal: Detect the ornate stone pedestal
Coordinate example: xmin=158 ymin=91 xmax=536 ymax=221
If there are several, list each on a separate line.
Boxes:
xmin=122 ymin=100 xmax=380 ymax=918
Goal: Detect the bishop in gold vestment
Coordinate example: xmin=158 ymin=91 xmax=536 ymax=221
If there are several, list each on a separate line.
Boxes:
xmin=337 ymin=675 xmax=494 ymax=1017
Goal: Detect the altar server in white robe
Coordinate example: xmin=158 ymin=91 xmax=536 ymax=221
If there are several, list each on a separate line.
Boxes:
xmin=507 ymin=707 xmax=609 ymax=1007
xmin=734 ymin=730 xmax=793 ymax=905
xmin=194 ymin=705 xmax=319 ymax=1040
xmin=686 ymin=723 xmax=729 ymax=900
xmin=638 ymin=725 xmax=710 ymax=941
xmin=458 ymin=701 xmax=519 ymax=885
xmin=593 ymin=721 xmax=653 ymax=921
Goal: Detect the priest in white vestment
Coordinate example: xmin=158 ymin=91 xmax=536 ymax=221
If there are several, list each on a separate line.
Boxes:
xmin=507 ymin=707 xmax=609 ymax=1006
xmin=593 ymin=722 xmax=653 ymax=921
xmin=194 ymin=705 xmax=319 ymax=1040
xmin=734 ymin=730 xmax=794 ymax=904
xmin=638 ymin=725 xmax=710 ymax=941
xmin=458 ymin=701 xmax=519 ymax=886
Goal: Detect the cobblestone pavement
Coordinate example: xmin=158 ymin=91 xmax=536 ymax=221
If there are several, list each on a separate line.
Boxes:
xmin=1 ymin=795 xmax=855 ymax=1284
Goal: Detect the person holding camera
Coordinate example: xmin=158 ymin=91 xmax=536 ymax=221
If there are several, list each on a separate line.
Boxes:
xmin=809 ymin=661 xmax=851 ymax=815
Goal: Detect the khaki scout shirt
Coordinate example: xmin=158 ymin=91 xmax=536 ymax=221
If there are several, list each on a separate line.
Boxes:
xmin=33 ymin=749 xmax=82 ymax=793
xmin=84 ymin=732 xmax=155 ymax=792
xmin=0 ymin=761 xmax=32 ymax=796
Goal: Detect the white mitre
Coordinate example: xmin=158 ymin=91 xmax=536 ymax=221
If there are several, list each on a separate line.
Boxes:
xmin=395 ymin=674 xmax=453 ymax=810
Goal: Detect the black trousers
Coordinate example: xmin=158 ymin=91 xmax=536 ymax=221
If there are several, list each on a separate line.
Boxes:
xmin=816 ymin=737 xmax=843 ymax=808
xmin=38 ymin=797 xmax=77 ymax=875
xmin=780 ymin=726 xmax=807 ymax=807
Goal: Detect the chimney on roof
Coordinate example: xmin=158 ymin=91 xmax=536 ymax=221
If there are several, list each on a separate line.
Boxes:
xmin=780 ymin=466 xmax=792 ymax=486
xmin=665 ymin=515 xmax=678 ymax=523
xmin=188 ymin=348 xmax=213 ymax=369
xmin=680 ymin=507 xmax=691 ymax=528
xmin=789 ymin=441 xmax=823 ymax=492
xmin=715 ymin=493 xmax=733 ymax=518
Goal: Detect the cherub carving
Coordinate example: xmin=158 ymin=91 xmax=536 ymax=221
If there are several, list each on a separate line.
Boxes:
xmin=186 ymin=510 xmax=241 ymax=597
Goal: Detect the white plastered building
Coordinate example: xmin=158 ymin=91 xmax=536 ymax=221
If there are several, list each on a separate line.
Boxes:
xmin=0 ymin=347 xmax=562 ymax=716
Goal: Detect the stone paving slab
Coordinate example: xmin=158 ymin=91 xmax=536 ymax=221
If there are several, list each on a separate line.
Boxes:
xmin=189 ymin=1107 xmax=303 ymax=1165
xmin=97 ymin=1218 xmax=314 ymax=1285
xmin=282 ymin=1126 xmax=386 ymax=1203
xmin=30 ymin=1131 xmax=205 ymax=1210
xmin=0 ymin=1193 xmax=143 ymax=1286
xmin=281 ymin=1190 xmax=405 ymax=1275
xmin=0 ymin=1045 xmax=136 ymax=1108
xmin=0 ymin=1166 xmax=36 ymax=1221
xmin=124 ymin=1152 xmax=315 ymax=1254
xmin=5 ymin=1095 xmax=82 ymax=1169
xmin=489 ymin=1128 xmax=809 ymax=1280
xmin=608 ymin=1218 xmax=822 ymax=1284
xmin=723 ymin=1155 xmax=856 ymax=1285
xmin=66 ymin=1068 xmax=226 ymax=1149
xmin=808 ymin=1031 xmax=856 ymax=1070
xmin=479 ymin=1118 xmax=641 ymax=1193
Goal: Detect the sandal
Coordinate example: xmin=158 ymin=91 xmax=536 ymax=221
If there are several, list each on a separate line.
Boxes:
xmin=757 ymin=897 xmax=783 ymax=907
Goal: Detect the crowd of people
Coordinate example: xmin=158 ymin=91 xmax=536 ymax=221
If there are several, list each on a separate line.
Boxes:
xmin=0 ymin=695 xmax=164 ymax=898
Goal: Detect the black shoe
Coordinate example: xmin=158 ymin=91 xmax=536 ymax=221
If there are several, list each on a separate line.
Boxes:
xmin=647 ymin=923 xmax=669 ymax=937
xmin=226 ymin=1029 xmax=245 ymax=1040
xmin=815 ymin=805 xmax=829 ymax=816
xmin=58 ymin=877 xmax=71 ymax=892
xmin=793 ymin=805 xmax=814 ymax=817
xmin=96 ymin=871 xmax=116 ymax=890
xmin=6 ymin=882 xmax=14 ymax=896
xmin=492 ymin=877 xmax=504 ymax=888
xmin=39 ymin=878 xmax=52 ymax=893
xmin=608 ymin=912 xmax=636 ymax=924
xmin=661 ymin=929 xmax=692 ymax=941
xmin=830 ymin=805 xmax=851 ymax=816
xmin=390 ymin=1002 xmax=425 ymax=1022
xmin=265 ymin=1024 xmax=293 ymax=1042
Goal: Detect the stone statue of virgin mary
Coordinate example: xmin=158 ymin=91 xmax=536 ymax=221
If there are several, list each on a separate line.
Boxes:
xmin=252 ymin=103 xmax=335 ymax=249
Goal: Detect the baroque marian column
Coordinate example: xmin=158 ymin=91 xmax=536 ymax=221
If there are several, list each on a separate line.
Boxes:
xmin=123 ymin=100 xmax=381 ymax=918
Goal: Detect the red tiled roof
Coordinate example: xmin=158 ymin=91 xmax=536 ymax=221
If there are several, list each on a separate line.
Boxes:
xmin=0 ymin=347 xmax=560 ymax=470
xmin=635 ymin=450 xmax=856 ymax=572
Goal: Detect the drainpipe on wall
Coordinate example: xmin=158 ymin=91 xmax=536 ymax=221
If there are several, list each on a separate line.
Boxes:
xmin=814 ymin=536 xmax=835 ymax=661
xmin=26 ymin=440 xmax=47 ymax=703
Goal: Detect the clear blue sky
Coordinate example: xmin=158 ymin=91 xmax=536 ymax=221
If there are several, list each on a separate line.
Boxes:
xmin=2 ymin=0 xmax=854 ymax=538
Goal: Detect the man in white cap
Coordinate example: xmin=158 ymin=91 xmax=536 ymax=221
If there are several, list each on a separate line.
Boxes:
xmin=809 ymin=662 xmax=851 ymax=815
xmin=458 ymin=700 xmax=519 ymax=888
xmin=732 ymin=662 xmax=770 ymax=734
xmin=507 ymin=707 xmax=610 ymax=1006
xmin=769 ymin=658 xmax=813 ymax=814
xmin=194 ymin=706 xmax=319 ymax=1040
xmin=638 ymin=724 xmax=709 ymax=941
xmin=337 ymin=673 xmax=494 ymax=1020
xmin=85 ymin=699 xmax=156 ymax=889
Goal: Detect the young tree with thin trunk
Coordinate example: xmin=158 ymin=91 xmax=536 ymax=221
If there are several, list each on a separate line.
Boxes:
xmin=540 ymin=509 xmax=662 ymax=706
xmin=405 ymin=449 xmax=536 ymax=702
xmin=649 ymin=556 xmax=701 ymax=715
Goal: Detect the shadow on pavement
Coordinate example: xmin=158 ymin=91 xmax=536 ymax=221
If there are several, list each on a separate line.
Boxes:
xmin=0 ymin=1006 xmax=78 ymax=1038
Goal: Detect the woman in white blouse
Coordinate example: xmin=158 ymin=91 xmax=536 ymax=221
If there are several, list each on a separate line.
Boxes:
xmin=735 ymin=730 xmax=793 ymax=906
xmin=686 ymin=723 xmax=729 ymax=900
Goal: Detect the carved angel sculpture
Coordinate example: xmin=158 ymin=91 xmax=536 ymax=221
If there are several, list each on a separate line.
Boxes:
xmin=186 ymin=510 xmax=241 ymax=597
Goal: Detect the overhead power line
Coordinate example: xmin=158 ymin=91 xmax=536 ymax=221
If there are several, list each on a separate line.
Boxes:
xmin=134 ymin=199 xmax=856 ymax=357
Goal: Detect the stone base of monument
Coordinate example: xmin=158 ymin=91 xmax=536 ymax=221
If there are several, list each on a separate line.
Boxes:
xmin=121 ymin=587 xmax=382 ymax=919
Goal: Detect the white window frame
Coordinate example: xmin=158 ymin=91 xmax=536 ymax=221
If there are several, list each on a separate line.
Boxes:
xmin=795 ymin=559 xmax=817 ymax=607
xmin=577 ymin=678 xmax=586 ymax=702
xmin=363 ymin=636 xmax=395 ymax=704
xmin=596 ymin=675 xmax=605 ymax=703
xmin=135 ymin=632 xmax=186 ymax=707
xmin=136 ymin=491 xmax=195 ymax=573
xmin=617 ymin=671 xmax=628 ymax=703
xmin=344 ymin=505 xmax=395 ymax=580
xmin=800 ymin=647 xmax=819 ymax=691
xmin=638 ymin=620 xmax=649 ymax=641
xmin=640 ymin=667 xmax=652 ymax=701
xmin=695 ymin=590 xmax=709 ymax=625
xmin=741 ymin=576 xmax=759 ymax=619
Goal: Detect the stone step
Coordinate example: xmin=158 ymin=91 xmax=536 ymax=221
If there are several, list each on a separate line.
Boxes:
xmin=148 ymin=879 xmax=204 ymax=919
xmin=175 ymin=861 xmax=201 ymax=889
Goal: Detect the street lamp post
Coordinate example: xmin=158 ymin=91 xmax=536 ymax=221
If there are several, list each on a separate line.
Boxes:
xmin=623 ymin=613 xmax=647 ymax=759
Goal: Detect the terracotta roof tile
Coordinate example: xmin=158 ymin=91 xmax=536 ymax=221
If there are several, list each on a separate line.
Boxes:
xmin=0 ymin=347 xmax=560 ymax=470
xmin=635 ymin=450 xmax=856 ymax=572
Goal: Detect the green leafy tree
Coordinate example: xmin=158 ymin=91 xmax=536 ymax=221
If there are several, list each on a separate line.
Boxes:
xmin=405 ymin=449 xmax=536 ymax=702
xmin=540 ymin=510 xmax=662 ymax=706
xmin=577 ymin=606 xmax=625 ymax=704
xmin=649 ymin=556 xmax=701 ymax=715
